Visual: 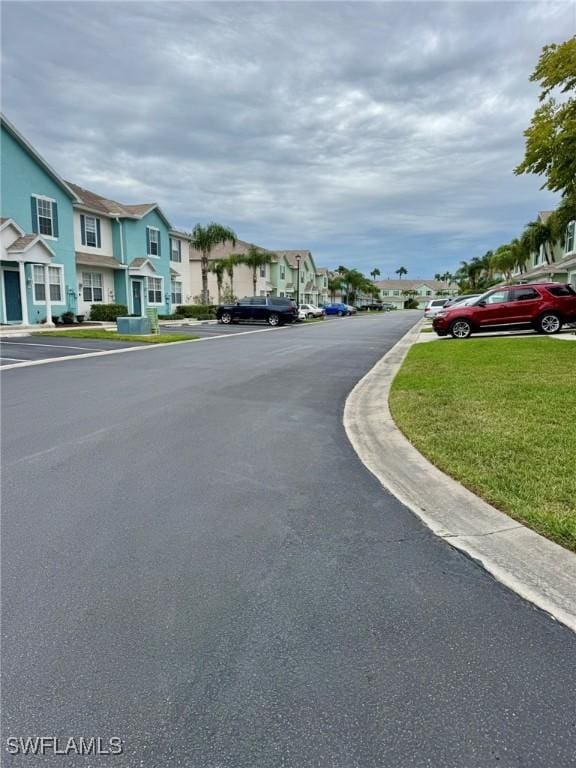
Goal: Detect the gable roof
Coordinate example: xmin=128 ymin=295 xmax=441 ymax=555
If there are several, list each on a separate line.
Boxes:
xmin=1 ymin=113 xmax=80 ymax=202
xmin=7 ymin=233 xmax=55 ymax=257
xmin=66 ymin=182 xmax=172 ymax=227
xmin=374 ymin=279 xmax=452 ymax=290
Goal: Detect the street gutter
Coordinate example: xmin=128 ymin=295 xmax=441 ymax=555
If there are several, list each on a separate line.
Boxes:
xmin=344 ymin=321 xmax=576 ymax=633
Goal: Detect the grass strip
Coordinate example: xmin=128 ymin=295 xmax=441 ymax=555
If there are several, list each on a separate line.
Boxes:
xmin=33 ymin=330 xmax=199 ymax=344
xmin=389 ymin=337 xmax=576 ymax=551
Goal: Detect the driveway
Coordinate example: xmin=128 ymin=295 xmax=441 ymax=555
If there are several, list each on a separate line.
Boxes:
xmin=1 ymin=312 xmax=575 ymax=767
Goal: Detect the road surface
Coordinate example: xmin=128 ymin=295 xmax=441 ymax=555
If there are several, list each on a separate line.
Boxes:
xmin=2 ymin=313 xmax=575 ymax=767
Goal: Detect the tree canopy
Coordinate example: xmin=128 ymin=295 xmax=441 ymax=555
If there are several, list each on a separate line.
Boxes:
xmin=515 ymin=36 xmax=576 ymax=196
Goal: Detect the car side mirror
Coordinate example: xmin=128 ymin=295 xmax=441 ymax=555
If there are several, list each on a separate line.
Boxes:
xmin=477 ymin=300 xmax=486 ymax=307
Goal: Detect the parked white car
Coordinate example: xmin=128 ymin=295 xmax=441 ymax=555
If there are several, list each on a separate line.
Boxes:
xmin=297 ymin=308 xmax=307 ymax=322
xmin=424 ymin=299 xmax=448 ymax=318
xmin=443 ymin=294 xmax=482 ymax=309
xmin=299 ymin=303 xmax=324 ymax=319
xmin=345 ymin=304 xmax=357 ymax=314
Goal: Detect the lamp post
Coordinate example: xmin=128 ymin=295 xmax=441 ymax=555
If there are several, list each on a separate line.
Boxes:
xmin=296 ymin=254 xmax=301 ymax=306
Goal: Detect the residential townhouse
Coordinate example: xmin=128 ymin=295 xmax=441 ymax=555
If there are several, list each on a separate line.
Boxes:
xmin=189 ymin=241 xmax=329 ymax=305
xmin=374 ymin=279 xmax=457 ymax=309
xmin=510 ymin=210 xmax=576 ymax=287
xmin=1 ymin=115 xmax=78 ymax=326
xmin=1 ymin=114 xmax=191 ymax=325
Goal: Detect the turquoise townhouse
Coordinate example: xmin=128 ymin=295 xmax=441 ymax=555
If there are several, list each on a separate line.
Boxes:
xmin=0 ymin=114 xmax=187 ymax=325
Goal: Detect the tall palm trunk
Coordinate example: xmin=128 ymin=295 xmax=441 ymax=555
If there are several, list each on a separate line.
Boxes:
xmin=252 ymin=267 xmax=257 ymax=296
xmin=217 ymin=275 xmax=223 ymax=304
xmin=201 ymin=252 xmax=209 ymax=304
xmin=227 ymin=266 xmax=234 ymax=296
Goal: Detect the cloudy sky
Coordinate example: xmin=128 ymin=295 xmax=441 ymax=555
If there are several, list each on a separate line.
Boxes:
xmin=2 ymin=2 xmax=574 ymax=277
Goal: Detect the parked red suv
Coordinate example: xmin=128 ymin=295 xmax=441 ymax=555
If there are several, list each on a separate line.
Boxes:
xmin=432 ymin=283 xmax=576 ymax=339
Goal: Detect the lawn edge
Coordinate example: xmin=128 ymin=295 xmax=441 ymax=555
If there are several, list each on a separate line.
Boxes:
xmin=343 ymin=320 xmax=576 ymax=634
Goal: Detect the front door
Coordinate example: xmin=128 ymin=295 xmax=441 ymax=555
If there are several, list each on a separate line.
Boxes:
xmin=3 ymin=271 xmax=22 ymax=323
xmin=132 ymin=280 xmax=142 ymax=316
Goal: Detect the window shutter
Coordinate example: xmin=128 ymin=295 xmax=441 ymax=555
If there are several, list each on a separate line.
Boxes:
xmin=146 ymin=227 xmax=150 ymax=255
xmin=178 ymin=240 xmax=182 ymax=260
xmin=80 ymin=215 xmax=86 ymax=245
xmin=52 ymin=202 xmax=59 ymax=237
xmin=52 ymin=202 xmax=58 ymax=237
xmin=96 ymin=219 xmax=101 ymax=248
xmin=31 ymin=197 xmax=38 ymax=233
xmin=157 ymin=232 xmax=161 ymax=258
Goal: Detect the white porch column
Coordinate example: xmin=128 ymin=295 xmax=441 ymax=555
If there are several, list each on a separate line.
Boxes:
xmin=18 ymin=261 xmax=30 ymax=325
xmin=43 ymin=264 xmax=54 ymax=327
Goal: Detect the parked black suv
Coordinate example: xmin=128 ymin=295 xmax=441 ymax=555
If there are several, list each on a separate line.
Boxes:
xmin=216 ymin=296 xmax=298 ymax=326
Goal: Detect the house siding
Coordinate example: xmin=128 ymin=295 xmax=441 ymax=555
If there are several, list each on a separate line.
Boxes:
xmin=1 ymin=124 xmax=76 ymax=323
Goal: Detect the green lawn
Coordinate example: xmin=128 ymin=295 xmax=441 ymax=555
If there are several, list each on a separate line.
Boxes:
xmin=34 ymin=330 xmax=199 ymax=344
xmin=389 ymin=338 xmax=576 ymax=551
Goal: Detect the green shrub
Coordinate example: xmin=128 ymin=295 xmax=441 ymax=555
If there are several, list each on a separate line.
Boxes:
xmin=405 ymin=298 xmax=420 ymax=310
xmin=89 ymin=304 xmax=128 ymax=321
xmin=175 ymin=304 xmax=216 ymax=319
xmin=61 ymin=311 xmax=76 ymax=324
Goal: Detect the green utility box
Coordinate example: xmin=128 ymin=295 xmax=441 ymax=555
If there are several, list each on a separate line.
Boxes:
xmin=116 ymin=317 xmax=151 ymax=335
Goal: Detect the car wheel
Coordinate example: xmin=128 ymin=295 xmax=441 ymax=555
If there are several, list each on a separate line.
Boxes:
xmin=268 ymin=313 xmax=280 ymax=327
xmin=220 ymin=312 xmax=232 ymax=324
xmin=536 ymin=312 xmax=562 ymax=335
xmin=307 ymin=313 xmax=314 ymax=319
xmin=449 ymin=318 xmax=472 ymax=339
xmin=337 ymin=310 xmax=343 ymax=316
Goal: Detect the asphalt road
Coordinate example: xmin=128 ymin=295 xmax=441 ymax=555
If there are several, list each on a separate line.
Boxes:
xmin=2 ymin=312 xmax=575 ymax=768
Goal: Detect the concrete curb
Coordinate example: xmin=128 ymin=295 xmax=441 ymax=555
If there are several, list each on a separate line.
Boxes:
xmin=343 ymin=321 xmax=576 ymax=633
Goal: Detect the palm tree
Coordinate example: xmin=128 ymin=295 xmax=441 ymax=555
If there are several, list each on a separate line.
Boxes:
xmin=220 ymin=255 xmax=238 ymax=296
xmin=191 ymin=223 xmax=237 ymax=305
xmin=370 ymin=268 xmax=381 ymax=281
xmin=235 ymin=245 xmax=275 ymax=296
xmin=208 ymin=260 xmax=226 ymax=304
xmin=490 ymin=240 xmax=528 ymax=282
xmin=522 ymin=220 xmax=556 ymax=265
xmin=549 ymin=194 xmax=576 ymax=255
xmin=328 ymin=276 xmax=344 ymax=302
xmin=395 ymin=266 xmax=408 ymax=279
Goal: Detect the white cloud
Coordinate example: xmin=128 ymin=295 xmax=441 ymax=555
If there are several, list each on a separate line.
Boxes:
xmin=2 ymin=1 xmax=569 ymax=275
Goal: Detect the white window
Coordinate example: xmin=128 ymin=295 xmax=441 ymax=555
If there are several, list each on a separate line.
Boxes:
xmin=565 ymin=221 xmax=575 ymax=254
xmin=170 ymin=238 xmax=182 ymax=262
xmin=171 ymin=279 xmax=182 ymax=305
xmin=33 ymin=264 xmax=64 ymax=303
xmin=82 ymin=271 xmax=103 ymax=302
xmin=33 ymin=196 xmax=58 ymax=238
xmin=81 ymin=215 xmax=100 ymax=248
xmin=147 ymin=227 xmax=160 ymax=257
xmin=147 ymin=276 xmax=163 ymax=304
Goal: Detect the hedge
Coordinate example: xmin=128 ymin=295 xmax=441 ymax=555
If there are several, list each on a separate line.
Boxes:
xmin=175 ymin=305 xmax=216 ymax=319
xmin=89 ymin=304 xmax=128 ymax=321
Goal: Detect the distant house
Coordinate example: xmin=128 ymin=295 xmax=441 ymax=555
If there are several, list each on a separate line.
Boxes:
xmin=374 ymin=279 xmax=457 ymax=309
xmin=189 ymin=241 xmax=329 ymax=305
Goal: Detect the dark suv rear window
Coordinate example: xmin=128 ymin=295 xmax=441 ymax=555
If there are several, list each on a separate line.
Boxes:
xmin=545 ymin=285 xmax=576 ymax=297
xmin=269 ymin=297 xmax=291 ymax=305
